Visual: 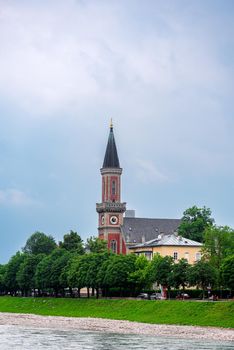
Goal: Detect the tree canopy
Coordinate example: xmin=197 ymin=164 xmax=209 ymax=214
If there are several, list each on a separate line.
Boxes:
xmin=149 ymin=254 xmax=173 ymax=288
xmin=85 ymin=236 xmax=107 ymax=253
xmin=16 ymin=254 xmax=44 ymax=296
xmin=188 ymin=260 xmax=217 ymax=299
xmin=35 ymin=249 xmax=72 ymax=295
xmin=4 ymin=252 xmax=26 ymax=294
xmin=221 ymin=255 xmax=234 ymax=291
xmin=178 ymin=206 xmax=214 ymax=242
xmin=23 ymin=232 xmax=57 ymax=255
xmin=203 ymin=225 xmax=234 ymax=269
xmin=170 ymin=258 xmax=189 ymax=292
xmin=59 ymin=230 xmax=85 ymax=255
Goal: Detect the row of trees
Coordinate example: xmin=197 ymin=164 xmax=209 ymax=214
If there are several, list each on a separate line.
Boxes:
xmin=0 ymin=231 xmax=107 ymax=297
xmin=0 ymin=230 xmax=233 ymax=299
xmin=0 ymin=205 xmax=233 ymax=298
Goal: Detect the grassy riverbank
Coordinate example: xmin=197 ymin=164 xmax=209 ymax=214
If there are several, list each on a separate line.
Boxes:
xmin=0 ymin=296 xmax=233 ymax=328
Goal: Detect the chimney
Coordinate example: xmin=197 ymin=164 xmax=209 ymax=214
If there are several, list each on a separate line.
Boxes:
xmin=125 ymin=210 xmax=135 ymax=218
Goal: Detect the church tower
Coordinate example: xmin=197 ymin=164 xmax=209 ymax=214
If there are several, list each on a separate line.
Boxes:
xmin=96 ymin=121 xmax=126 ymax=254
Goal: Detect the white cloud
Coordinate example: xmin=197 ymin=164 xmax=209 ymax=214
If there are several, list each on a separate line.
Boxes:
xmin=0 ymin=188 xmax=37 ymax=206
xmin=135 ymin=159 xmax=169 ymax=184
xmin=0 ymin=0 xmax=231 ymax=118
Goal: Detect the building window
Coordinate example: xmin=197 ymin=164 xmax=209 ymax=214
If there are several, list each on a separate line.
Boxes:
xmin=102 ymin=178 xmax=105 ymax=198
xmin=110 ymin=240 xmax=117 ymax=253
xmin=195 ymin=252 xmax=201 ymax=261
xmin=144 ymin=252 xmax=152 ymax=261
xmin=112 ymin=181 xmax=116 ymax=195
xmin=184 ymin=252 xmax=189 ymax=261
xmin=173 ymin=252 xmax=178 ymax=261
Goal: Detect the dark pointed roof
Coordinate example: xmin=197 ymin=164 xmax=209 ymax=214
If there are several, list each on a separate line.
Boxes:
xmin=102 ymin=123 xmax=120 ymax=168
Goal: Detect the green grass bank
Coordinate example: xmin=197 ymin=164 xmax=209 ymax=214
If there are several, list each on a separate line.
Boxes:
xmin=0 ymin=297 xmax=233 ymax=328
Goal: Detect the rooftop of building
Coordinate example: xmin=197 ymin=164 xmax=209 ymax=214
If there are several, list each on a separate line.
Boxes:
xmin=128 ymin=233 xmax=203 ymax=249
xmin=122 ymin=215 xmax=181 ymax=244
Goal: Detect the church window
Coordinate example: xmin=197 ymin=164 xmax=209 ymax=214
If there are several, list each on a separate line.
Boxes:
xmin=110 ymin=240 xmax=117 ymax=253
xmin=173 ymin=252 xmax=178 ymax=261
xmin=112 ymin=181 xmax=116 ymax=195
xmin=103 ymin=178 xmax=105 ymax=197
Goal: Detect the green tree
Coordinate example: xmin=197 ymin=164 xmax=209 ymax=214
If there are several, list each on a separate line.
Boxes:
xmin=35 ymin=249 xmax=71 ymax=296
xmin=59 ymin=255 xmax=75 ymax=297
xmin=103 ymin=254 xmax=136 ymax=295
xmin=97 ymin=256 xmax=111 ymax=296
xmin=85 ymin=236 xmax=107 ymax=253
xmin=221 ymin=255 xmax=234 ymax=292
xmin=67 ymin=255 xmax=86 ymax=297
xmin=49 ymin=249 xmax=72 ymax=296
xmin=170 ymin=258 xmax=189 ymax=294
xmin=128 ymin=255 xmax=151 ymax=293
xmin=0 ymin=264 xmax=7 ymax=294
xmin=85 ymin=252 xmax=110 ymax=298
xmin=203 ymin=225 xmax=234 ymax=288
xmin=35 ymin=255 xmax=52 ymax=293
xmin=203 ymin=225 xmax=234 ymax=270
xmin=178 ymin=206 xmax=214 ymax=242
xmin=69 ymin=253 xmax=111 ymax=298
xmin=4 ymin=252 xmax=26 ymax=295
xmin=149 ymin=254 xmax=173 ymax=297
xmin=59 ymin=230 xmax=85 ymax=255
xmin=188 ymin=260 xmax=217 ymax=299
xmin=16 ymin=254 xmax=44 ymax=296
xmin=23 ymin=232 xmax=57 ymax=255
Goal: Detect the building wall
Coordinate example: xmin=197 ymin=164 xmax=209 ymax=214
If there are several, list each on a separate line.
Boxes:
xmin=130 ymin=245 xmax=202 ymax=264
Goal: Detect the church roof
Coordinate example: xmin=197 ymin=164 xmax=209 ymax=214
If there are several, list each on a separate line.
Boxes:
xmin=102 ymin=124 xmax=120 ymax=168
xmin=129 ymin=233 xmax=202 ymax=249
xmin=122 ymin=217 xmax=181 ymax=244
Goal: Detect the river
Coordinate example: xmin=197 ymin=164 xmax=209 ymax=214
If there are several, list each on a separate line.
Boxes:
xmin=0 ymin=325 xmax=233 ymax=349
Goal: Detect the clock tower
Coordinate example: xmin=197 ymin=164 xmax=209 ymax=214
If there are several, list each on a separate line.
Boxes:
xmin=96 ymin=121 xmax=126 ymax=254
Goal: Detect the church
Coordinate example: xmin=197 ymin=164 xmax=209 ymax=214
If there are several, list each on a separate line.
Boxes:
xmin=96 ymin=123 xmax=202 ymax=263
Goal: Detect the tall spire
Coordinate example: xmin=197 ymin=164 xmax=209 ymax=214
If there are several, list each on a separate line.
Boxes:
xmin=102 ymin=121 xmax=120 ymax=168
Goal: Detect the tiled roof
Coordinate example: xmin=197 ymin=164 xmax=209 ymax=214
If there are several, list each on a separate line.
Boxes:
xmin=122 ymin=217 xmax=181 ymax=243
xmin=129 ymin=233 xmax=203 ymax=249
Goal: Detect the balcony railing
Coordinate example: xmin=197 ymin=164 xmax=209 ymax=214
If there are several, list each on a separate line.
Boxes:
xmin=96 ymin=202 xmax=126 ymax=213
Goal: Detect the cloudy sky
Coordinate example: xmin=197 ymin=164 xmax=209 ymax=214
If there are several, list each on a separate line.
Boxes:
xmin=0 ymin=0 xmax=233 ymax=263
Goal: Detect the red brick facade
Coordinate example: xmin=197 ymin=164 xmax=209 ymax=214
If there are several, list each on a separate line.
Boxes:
xmin=96 ymin=126 xmax=126 ymax=254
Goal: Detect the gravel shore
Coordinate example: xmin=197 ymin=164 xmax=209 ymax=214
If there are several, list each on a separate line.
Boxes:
xmin=0 ymin=312 xmax=233 ymax=341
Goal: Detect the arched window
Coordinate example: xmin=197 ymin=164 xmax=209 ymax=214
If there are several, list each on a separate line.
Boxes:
xmin=112 ymin=181 xmax=116 ymax=195
xmin=110 ymin=240 xmax=117 ymax=253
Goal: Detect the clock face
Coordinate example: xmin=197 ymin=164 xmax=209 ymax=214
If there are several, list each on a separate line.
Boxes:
xmin=101 ymin=216 xmax=105 ymax=225
xmin=110 ymin=215 xmax=118 ymax=225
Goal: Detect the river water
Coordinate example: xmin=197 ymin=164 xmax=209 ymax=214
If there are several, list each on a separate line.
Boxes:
xmin=0 ymin=325 xmax=233 ymax=350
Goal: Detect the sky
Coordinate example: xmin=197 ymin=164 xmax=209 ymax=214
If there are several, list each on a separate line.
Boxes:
xmin=0 ymin=0 xmax=233 ymax=263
